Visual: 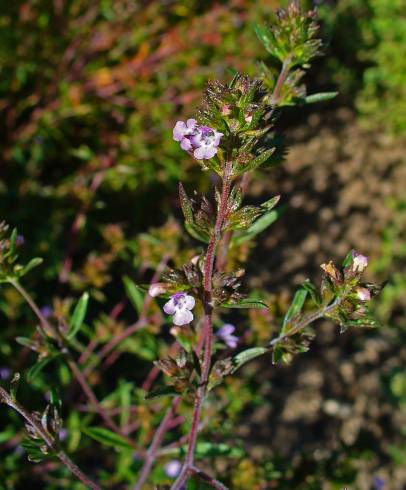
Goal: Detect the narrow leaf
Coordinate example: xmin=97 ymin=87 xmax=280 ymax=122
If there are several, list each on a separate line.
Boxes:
xmin=20 ymin=257 xmax=43 ymax=276
xmin=305 ymin=92 xmax=338 ymax=104
xmin=27 ymin=357 xmax=56 ymax=382
xmin=16 ymin=337 xmax=38 ymax=351
xmin=185 ymin=222 xmax=210 ymax=243
xmin=83 ymin=427 xmax=133 ymax=450
xmin=221 ymin=298 xmax=268 ymax=309
xmin=67 ymin=292 xmax=89 ymax=339
xmin=178 ymin=183 xmax=194 ymax=224
xmin=301 ymin=279 xmax=321 ymax=306
xmin=282 ymin=289 xmax=308 ymax=333
xmin=233 ymin=205 xmax=284 ymax=245
xmin=231 ymin=347 xmax=268 ymax=373
xmin=145 ymin=386 xmax=179 ymax=400
xmin=123 ymin=276 xmax=144 ymax=315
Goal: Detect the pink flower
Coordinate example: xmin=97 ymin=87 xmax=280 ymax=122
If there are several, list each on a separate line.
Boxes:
xmin=148 ymin=283 xmax=169 ymax=298
xmin=163 ymin=292 xmax=195 ymax=326
xmin=173 ymin=119 xmax=223 ymax=160
xmin=356 ymin=287 xmax=371 ymax=301
xmin=352 ymin=251 xmax=368 ymax=273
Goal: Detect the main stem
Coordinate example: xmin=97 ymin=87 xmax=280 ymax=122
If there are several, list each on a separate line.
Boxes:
xmin=172 ymin=161 xmax=232 ymax=490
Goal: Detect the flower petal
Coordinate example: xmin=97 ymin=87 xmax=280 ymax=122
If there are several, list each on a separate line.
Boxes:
xmin=149 ymin=283 xmax=168 ymax=297
xmin=226 ymin=336 xmax=239 ymax=349
xmin=213 ymin=132 xmax=223 ymax=146
xmin=193 ymin=146 xmax=206 ymax=160
xmin=173 ymin=121 xmax=187 ymax=141
xmin=180 ymin=137 xmax=192 ymax=151
xmin=217 ymin=324 xmax=235 ymax=336
xmin=186 ymin=118 xmax=197 ymax=128
xmin=203 ymin=145 xmax=217 ymax=159
xmin=184 ymin=295 xmax=195 ymax=310
xmin=163 ymin=298 xmax=176 ymax=315
xmin=173 ymin=309 xmax=193 ymax=326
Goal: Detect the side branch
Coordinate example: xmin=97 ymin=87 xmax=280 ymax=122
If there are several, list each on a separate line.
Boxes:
xmin=0 ymin=386 xmax=102 ymax=490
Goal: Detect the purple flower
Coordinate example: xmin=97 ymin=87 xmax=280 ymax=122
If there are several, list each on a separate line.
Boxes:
xmin=164 ymin=460 xmax=182 ymax=478
xmin=0 ymin=367 xmax=11 ymax=380
xmin=173 ymin=119 xmax=223 ymax=160
xmin=217 ymin=324 xmax=239 ymax=349
xmin=59 ymin=429 xmax=68 ymax=441
xmin=163 ymin=292 xmax=195 ymax=326
xmin=352 ymin=251 xmax=368 ymax=273
xmin=373 ymin=476 xmax=385 ymax=490
xmin=16 ymin=235 xmax=25 ymax=247
xmin=40 ymin=306 xmax=53 ymax=318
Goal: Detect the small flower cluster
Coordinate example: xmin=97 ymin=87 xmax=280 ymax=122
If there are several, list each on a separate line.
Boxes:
xmin=173 ymin=118 xmax=223 ymax=160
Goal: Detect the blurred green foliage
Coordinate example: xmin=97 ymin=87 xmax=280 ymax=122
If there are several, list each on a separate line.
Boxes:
xmin=0 ymin=0 xmax=279 ymax=295
xmin=320 ymin=0 xmax=406 ymax=135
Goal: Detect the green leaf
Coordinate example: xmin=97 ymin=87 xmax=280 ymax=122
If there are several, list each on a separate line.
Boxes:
xmin=245 ymin=147 xmax=276 ymax=173
xmin=27 ymin=356 xmax=58 ymax=382
xmin=231 ymin=347 xmax=268 ymax=373
xmin=301 ymin=279 xmax=321 ymax=306
xmin=304 ymin=92 xmax=338 ymax=104
xmin=10 ymin=372 xmax=21 ymax=399
xmin=145 ymin=386 xmax=179 ymax=400
xmin=221 ymin=298 xmax=268 ymax=309
xmin=282 ymin=288 xmax=308 ymax=333
xmin=82 ymin=427 xmax=133 ymax=450
xmin=195 ymin=442 xmax=244 ymax=458
xmin=9 ymin=228 xmax=17 ymax=257
xmin=185 ymin=222 xmax=210 ymax=244
xmin=186 ymin=476 xmax=213 ymax=490
xmin=161 ymin=441 xmax=244 ymax=459
xmin=262 ymin=195 xmax=281 ymax=210
xmin=20 ymin=257 xmax=43 ymax=277
xmin=254 ymin=23 xmax=276 ymax=57
xmin=123 ymin=276 xmax=144 ymax=315
xmin=342 ymin=250 xmax=353 ymax=268
xmin=16 ymin=336 xmax=38 ymax=351
xmin=272 ymin=344 xmax=285 ymax=365
xmin=67 ymin=292 xmax=89 ymax=339
xmin=233 ymin=205 xmax=283 ymax=245
xmin=21 ymin=439 xmax=47 ymax=463
xmin=0 ymin=429 xmax=15 ymax=444
xmin=178 ymin=183 xmax=194 ymax=224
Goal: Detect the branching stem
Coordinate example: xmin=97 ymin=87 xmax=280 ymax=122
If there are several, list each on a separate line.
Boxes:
xmin=0 ymin=386 xmax=102 ymax=490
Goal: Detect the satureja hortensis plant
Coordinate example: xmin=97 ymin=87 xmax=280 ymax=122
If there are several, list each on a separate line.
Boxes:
xmin=0 ymin=3 xmax=384 ymax=489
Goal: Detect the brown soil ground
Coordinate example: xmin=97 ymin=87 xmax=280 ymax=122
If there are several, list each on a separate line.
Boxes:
xmin=243 ymin=108 xmax=406 ymax=489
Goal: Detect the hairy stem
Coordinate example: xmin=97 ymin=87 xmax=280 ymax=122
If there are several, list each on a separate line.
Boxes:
xmin=269 ymin=297 xmax=342 ymax=348
xmin=270 ymin=59 xmax=290 ymax=106
xmin=172 ymin=161 xmax=233 ymax=490
xmin=0 ymin=386 xmax=102 ymax=490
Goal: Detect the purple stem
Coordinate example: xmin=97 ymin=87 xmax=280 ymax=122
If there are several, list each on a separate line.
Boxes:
xmin=171 ymin=161 xmax=233 ymax=490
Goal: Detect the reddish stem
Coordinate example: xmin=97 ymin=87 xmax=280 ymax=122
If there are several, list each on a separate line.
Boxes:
xmin=171 ymin=161 xmax=233 ymax=490
xmin=132 ymin=398 xmax=181 ymax=490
